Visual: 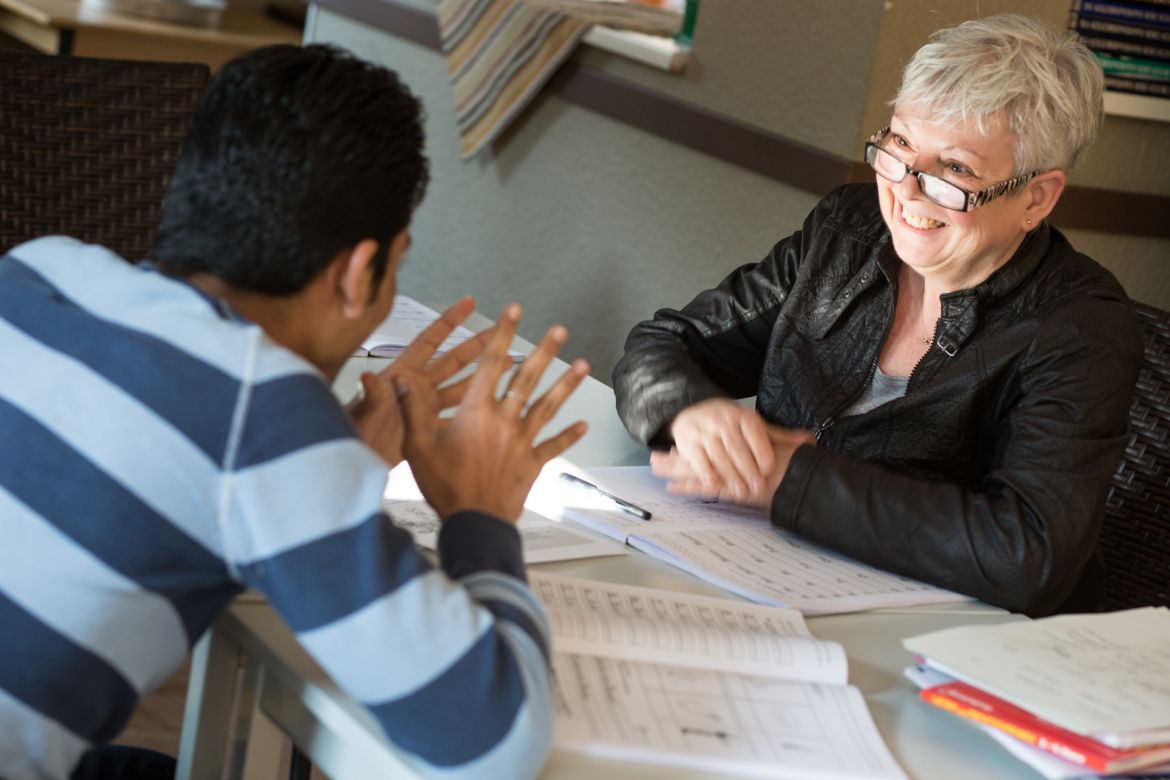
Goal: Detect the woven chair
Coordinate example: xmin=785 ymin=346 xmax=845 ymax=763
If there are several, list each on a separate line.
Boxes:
xmin=1100 ymin=301 xmax=1170 ymax=610
xmin=0 ymin=51 xmax=208 ymax=261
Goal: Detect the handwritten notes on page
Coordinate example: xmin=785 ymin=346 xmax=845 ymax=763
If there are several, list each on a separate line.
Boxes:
xmin=550 ymin=466 xmax=967 ymax=614
xmin=904 ymin=607 xmax=1170 ymax=746
xmin=530 ymin=572 xmax=847 ymax=684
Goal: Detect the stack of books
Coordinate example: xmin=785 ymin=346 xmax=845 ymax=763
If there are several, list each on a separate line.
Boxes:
xmin=1069 ymin=0 xmax=1170 ymax=99
xmin=903 ymin=608 xmax=1170 ymax=777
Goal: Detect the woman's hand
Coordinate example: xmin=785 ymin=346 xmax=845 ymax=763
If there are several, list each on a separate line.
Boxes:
xmin=652 ymin=424 xmax=815 ymax=509
xmin=396 ymin=304 xmax=590 ymax=523
xmin=667 ymin=398 xmax=777 ymax=500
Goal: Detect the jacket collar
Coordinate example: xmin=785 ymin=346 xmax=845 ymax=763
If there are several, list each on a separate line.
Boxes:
xmin=863 ymin=224 xmax=1053 ymax=356
xmin=934 ymin=224 xmax=1052 ymax=355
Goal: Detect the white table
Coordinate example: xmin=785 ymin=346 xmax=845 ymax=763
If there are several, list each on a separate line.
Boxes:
xmin=178 ymin=328 xmax=1040 ymax=780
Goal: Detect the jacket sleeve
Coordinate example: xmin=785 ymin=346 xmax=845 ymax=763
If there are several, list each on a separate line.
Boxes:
xmin=220 ymin=368 xmax=552 ymax=779
xmin=771 ymin=296 xmax=1142 ymax=616
xmin=613 ymin=189 xmax=844 ymax=447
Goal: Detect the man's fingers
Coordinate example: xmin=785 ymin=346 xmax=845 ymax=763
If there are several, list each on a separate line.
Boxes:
xmin=465 ymin=304 xmax=521 ymax=403
xmin=435 ymin=375 xmax=474 ymax=409
xmin=502 ymin=324 xmax=567 ymax=412
xmin=532 ymin=421 xmax=588 ymax=463
xmin=394 ymin=371 xmax=439 ymax=441
xmin=393 ymin=296 xmax=476 ymax=371
xmin=359 ymin=371 xmax=391 ymax=402
xmin=425 ymin=326 xmax=494 ymax=384
xmin=521 ymin=358 xmax=588 ymax=431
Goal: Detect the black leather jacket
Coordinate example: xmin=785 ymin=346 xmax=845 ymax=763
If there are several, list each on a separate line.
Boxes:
xmin=613 ymin=184 xmax=1142 ymax=616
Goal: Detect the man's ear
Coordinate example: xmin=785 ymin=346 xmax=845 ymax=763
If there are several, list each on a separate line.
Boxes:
xmin=338 ymin=238 xmax=381 ymax=320
xmin=1022 ymin=169 xmax=1066 ymax=229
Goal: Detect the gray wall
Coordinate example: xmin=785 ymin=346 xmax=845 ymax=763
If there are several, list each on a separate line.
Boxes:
xmin=307 ymin=1 xmax=1170 ymax=382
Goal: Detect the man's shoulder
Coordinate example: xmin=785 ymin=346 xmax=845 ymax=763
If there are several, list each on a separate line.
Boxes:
xmin=5 ymin=235 xmax=312 ymax=382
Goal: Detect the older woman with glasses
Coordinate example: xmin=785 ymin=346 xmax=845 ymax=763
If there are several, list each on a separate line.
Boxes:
xmin=612 ymin=14 xmax=1142 ymax=616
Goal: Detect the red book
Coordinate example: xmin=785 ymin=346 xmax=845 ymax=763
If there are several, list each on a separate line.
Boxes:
xmin=921 ymin=681 xmax=1170 ymax=774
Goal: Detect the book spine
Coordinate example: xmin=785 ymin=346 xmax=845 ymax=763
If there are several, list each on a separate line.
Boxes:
xmin=1074 ymin=0 xmax=1170 ymax=30
xmin=1095 ymin=50 xmax=1170 ymax=79
xmin=1106 ymin=73 xmax=1170 ymax=95
xmin=1074 ymin=14 xmax=1170 ymax=44
xmin=921 ymin=689 xmax=1109 ymax=773
xmin=1078 ymin=32 xmax=1170 ymax=60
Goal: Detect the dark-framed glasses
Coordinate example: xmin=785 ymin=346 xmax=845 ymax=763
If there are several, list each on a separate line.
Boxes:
xmin=863 ymin=127 xmax=1037 ymax=213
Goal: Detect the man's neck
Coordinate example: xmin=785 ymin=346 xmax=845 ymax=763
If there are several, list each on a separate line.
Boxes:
xmin=184 ymin=273 xmax=341 ymax=378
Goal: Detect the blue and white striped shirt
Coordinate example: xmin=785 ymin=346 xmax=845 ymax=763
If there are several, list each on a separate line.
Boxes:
xmin=0 ymin=237 xmax=552 ymax=780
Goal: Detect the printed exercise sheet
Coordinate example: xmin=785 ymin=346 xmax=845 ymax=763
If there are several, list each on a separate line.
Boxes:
xmin=629 ymin=525 xmax=967 ymax=614
xmin=547 ymin=466 xmax=968 ymax=614
xmin=530 ymin=571 xmax=847 ymax=684
xmin=553 ymin=653 xmax=908 ymax=780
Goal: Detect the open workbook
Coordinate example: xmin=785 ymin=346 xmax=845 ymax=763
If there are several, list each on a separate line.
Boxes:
xmin=353 ymin=295 xmax=525 ymax=360
xmin=533 ymin=572 xmax=907 ymax=779
xmin=537 ymin=466 xmax=967 ymax=615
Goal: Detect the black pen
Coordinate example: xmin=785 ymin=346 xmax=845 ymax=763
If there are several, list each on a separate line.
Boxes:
xmin=559 ymin=472 xmax=652 ymax=521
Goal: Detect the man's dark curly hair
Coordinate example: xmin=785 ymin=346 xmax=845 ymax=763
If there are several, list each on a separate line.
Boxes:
xmin=153 ymin=44 xmax=429 ymax=296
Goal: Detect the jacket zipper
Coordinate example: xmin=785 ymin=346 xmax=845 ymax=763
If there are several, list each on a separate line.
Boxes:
xmin=813 ymin=290 xmax=897 ymax=443
xmin=906 ymin=317 xmax=941 ymax=388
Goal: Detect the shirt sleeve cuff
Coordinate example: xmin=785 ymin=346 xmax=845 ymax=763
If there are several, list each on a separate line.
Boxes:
xmin=437 ymin=510 xmax=526 ymax=582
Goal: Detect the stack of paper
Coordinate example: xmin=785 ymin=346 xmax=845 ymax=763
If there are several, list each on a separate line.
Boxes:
xmin=903 ymin=608 xmax=1170 ymax=777
xmin=535 ymin=572 xmax=908 ymax=779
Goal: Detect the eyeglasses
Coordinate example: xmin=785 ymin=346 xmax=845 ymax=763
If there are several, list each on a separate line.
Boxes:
xmin=863 ymin=127 xmax=1037 ymax=213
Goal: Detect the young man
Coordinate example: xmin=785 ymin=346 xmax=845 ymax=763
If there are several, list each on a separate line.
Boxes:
xmin=0 ymin=44 xmax=588 ymax=779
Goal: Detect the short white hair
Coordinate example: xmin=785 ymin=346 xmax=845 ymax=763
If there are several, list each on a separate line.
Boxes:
xmin=894 ymin=14 xmax=1104 ymax=174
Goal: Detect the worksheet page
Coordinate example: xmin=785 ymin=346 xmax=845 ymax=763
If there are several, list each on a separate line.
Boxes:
xmin=553 ymin=653 xmax=907 ymax=780
xmin=530 ymin=572 xmax=847 ymax=684
xmin=629 ymin=525 xmax=968 ymax=614
xmin=541 ymin=467 xmax=967 ymax=613
xmin=548 ymin=466 xmax=768 ymax=543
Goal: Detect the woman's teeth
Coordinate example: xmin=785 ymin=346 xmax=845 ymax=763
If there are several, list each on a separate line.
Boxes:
xmin=904 ymin=210 xmax=945 ymax=229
